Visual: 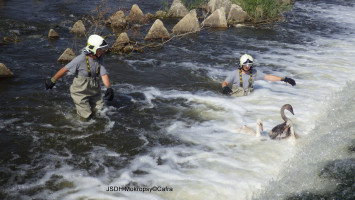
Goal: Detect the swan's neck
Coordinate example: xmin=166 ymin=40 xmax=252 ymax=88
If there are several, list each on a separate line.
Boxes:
xmin=290 ymin=123 xmax=295 ymax=138
xmin=281 ymin=107 xmax=288 ymax=122
xmin=256 ymin=123 xmax=261 ymax=137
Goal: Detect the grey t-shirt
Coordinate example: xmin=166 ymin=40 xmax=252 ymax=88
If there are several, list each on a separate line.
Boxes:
xmin=225 ymin=68 xmax=266 ymax=91
xmin=65 ymin=51 xmax=108 ymax=77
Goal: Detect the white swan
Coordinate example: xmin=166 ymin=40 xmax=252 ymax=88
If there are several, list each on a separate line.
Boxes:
xmin=269 ymin=104 xmax=299 ymax=140
xmin=236 ymin=119 xmax=263 ymax=137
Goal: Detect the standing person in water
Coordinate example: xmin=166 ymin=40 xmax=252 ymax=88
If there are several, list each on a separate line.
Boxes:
xmin=45 ymin=34 xmax=114 ymax=120
xmin=221 ymin=54 xmax=296 ymax=97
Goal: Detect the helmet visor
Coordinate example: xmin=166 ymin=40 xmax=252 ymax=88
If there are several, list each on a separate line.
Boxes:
xmin=242 ymin=59 xmax=253 ymax=67
xmin=100 ymin=40 xmax=108 ymax=48
xmin=242 ymin=63 xmax=253 ymax=67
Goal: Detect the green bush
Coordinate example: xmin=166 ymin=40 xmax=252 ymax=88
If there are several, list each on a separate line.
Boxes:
xmin=163 ymin=0 xmax=293 ymax=23
xmin=232 ymin=0 xmax=292 ymax=23
xmin=181 ymin=0 xmax=208 ymax=10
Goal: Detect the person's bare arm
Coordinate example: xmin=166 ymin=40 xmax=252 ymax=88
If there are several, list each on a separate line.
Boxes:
xmin=101 ymin=74 xmax=111 ymax=88
xmin=264 ymin=74 xmax=282 ymax=82
xmin=52 ymin=67 xmax=68 ymax=81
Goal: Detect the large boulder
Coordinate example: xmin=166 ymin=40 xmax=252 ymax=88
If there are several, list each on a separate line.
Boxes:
xmin=0 ymin=63 xmax=14 ymax=78
xmin=207 ymin=0 xmax=232 ymax=15
xmin=172 ymin=9 xmax=200 ymax=35
xmin=48 ymin=29 xmax=59 ymax=39
xmin=227 ymin=4 xmax=248 ymax=24
xmin=57 ymin=48 xmax=76 ymax=63
xmin=168 ymin=0 xmax=189 ymax=18
xmin=108 ymin=11 xmax=127 ymax=29
xmin=201 ymin=7 xmax=227 ymax=28
xmin=144 ymin=19 xmax=170 ymax=40
xmin=70 ymin=20 xmax=86 ymax=36
xmin=111 ymin=32 xmax=130 ymax=51
xmin=127 ymin=4 xmax=145 ymax=24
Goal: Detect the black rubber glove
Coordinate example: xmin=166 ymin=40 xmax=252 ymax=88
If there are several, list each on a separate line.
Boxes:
xmin=45 ymin=78 xmax=56 ymax=90
xmin=222 ymin=86 xmax=232 ymax=95
xmin=282 ymin=77 xmax=296 ymax=86
xmin=104 ymin=88 xmax=114 ymax=101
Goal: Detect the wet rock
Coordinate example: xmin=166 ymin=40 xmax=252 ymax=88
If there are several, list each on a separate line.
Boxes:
xmin=123 ymin=45 xmax=134 ymax=54
xmin=145 ymin=12 xmax=155 ymax=20
xmin=0 ymin=63 xmax=14 ymax=78
xmin=227 ymin=4 xmax=248 ymax=24
xmin=70 ymin=20 xmax=86 ymax=36
xmin=48 ymin=29 xmax=59 ymax=39
xmin=127 ymin=4 xmax=145 ymax=24
xmin=172 ymin=9 xmax=200 ymax=35
xmin=144 ymin=19 xmax=170 ymax=41
xmin=201 ymin=7 xmax=227 ymax=28
xmin=169 ymin=0 xmax=189 ymax=18
xmin=207 ymin=0 xmax=232 ymax=14
xmin=155 ymin=10 xmax=168 ymax=19
xmin=108 ymin=11 xmax=127 ymax=30
xmin=2 ymin=33 xmax=21 ymax=44
xmin=57 ymin=48 xmax=76 ymax=63
xmin=111 ymin=32 xmax=130 ymax=51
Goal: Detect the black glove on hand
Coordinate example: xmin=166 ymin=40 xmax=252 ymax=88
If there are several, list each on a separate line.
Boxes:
xmin=222 ymin=86 xmax=233 ymax=95
xmin=282 ymin=77 xmax=296 ymax=86
xmin=45 ymin=78 xmax=56 ymax=90
xmin=104 ymin=88 xmax=114 ymax=101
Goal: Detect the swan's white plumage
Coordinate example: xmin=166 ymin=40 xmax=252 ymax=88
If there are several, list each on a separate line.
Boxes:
xmin=236 ymin=119 xmax=263 ymax=137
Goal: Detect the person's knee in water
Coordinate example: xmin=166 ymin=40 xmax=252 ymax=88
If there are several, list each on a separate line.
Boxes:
xmin=221 ymin=54 xmax=296 ymax=96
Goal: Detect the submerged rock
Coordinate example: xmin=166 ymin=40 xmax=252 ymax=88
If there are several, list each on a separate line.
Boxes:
xmin=201 ymin=7 xmax=227 ymax=28
xmin=111 ymin=32 xmax=130 ymax=51
xmin=144 ymin=19 xmax=170 ymax=40
xmin=70 ymin=20 xmax=86 ymax=36
xmin=155 ymin=10 xmax=168 ymax=19
xmin=207 ymin=0 xmax=232 ymax=14
xmin=108 ymin=11 xmax=127 ymax=30
xmin=0 ymin=63 xmax=14 ymax=78
xmin=48 ymin=29 xmax=59 ymax=39
xmin=127 ymin=4 xmax=145 ymax=24
xmin=169 ymin=0 xmax=189 ymax=18
xmin=227 ymin=4 xmax=248 ymax=24
xmin=57 ymin=48 xmax=76 ymax=63
xmin=172 ymin=9 xmax=200 ymax=35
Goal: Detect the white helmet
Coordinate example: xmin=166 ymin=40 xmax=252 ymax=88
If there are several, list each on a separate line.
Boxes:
xmin=85 ymin=34 xmax=108 ymax=55
xmin=239 ymin=54 xmax=254 ymax=67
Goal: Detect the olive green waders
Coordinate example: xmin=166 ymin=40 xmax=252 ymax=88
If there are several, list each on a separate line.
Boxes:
xmin=70 ymin=76 xmax=104 ymax=119
xmin=230 ymin=85 xmax=254 ymax=97
xmin=229 ymin=68 xmax=254 ymax=97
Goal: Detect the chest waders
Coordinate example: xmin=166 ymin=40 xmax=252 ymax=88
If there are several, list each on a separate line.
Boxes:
xmin=230 ymin=69 xmax=254 ymax=97
xmin=70 ymin=55 xmax=104 ymax=119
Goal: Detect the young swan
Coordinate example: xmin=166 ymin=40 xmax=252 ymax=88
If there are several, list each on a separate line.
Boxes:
xmin=270 ymin=119 xmax=299 ymax=140
xmin=269 ymin=104 xmax=294 ymax=139
xmin=236 ymin=119 xmax=263 ymax=137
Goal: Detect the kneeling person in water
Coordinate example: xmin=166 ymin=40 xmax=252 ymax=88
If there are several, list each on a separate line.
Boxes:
xmin=221 ymin=54 xmax=296 ymax=97
xmin=45 ymin=34 xmax=114 ymax=120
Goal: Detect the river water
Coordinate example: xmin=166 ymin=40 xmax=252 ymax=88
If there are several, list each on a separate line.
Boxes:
xmin=0 ymin=0 xmax=354 ymax=200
